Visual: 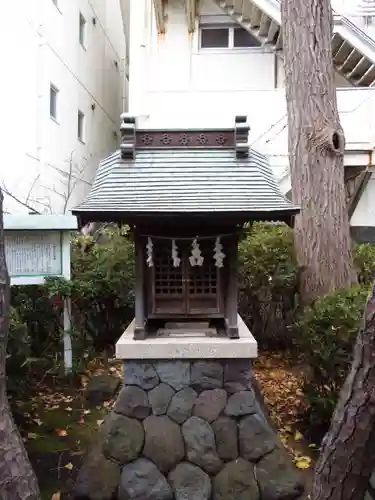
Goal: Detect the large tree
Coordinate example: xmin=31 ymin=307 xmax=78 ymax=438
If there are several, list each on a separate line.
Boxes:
xmin=281 ymin=0 xmax=375 ymax=497
xmin=0 ymin=188 xmax=41 ymax=499
xmin=311 ymin=283 xmax=375 ymax=500
xmin=281 ymin=0 xmax=357 ymax=303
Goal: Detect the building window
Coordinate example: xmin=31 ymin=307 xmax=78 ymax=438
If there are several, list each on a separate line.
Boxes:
xmin=78 ymin=110 xmax=85 ymax=142
xmin=50 ymin=84 xmax=58 ymax=120
xmin=79 ymin=12 xmax=87 ymax=47
xmin=200 ymin=25 xmax=261 ymax=49
xmin=233 ymin=27 xmax=260 ymax=47
xmin=201 ymin=28 xmax=229 ymax=48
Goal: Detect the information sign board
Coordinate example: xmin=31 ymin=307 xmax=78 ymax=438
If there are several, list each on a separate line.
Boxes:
xmin=5 ymin=231 xmax=63 ymax=278
xmin=3 ymin=215 xmax=78 ymax=372
xmin=3 ymin=215 xmax=77 ymax=286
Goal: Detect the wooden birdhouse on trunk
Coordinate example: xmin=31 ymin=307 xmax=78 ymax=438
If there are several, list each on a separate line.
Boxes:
xmin=73 ymin=115 xmax=299 ymax=341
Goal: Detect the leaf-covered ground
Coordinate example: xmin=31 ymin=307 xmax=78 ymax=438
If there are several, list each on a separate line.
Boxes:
xmin=253 ymin=353 xmax=318 ymax=479
xmin=10 ymin=353 xmax=317 ymax=499
xmin=10 ymin=361 xmax=123 ymax=500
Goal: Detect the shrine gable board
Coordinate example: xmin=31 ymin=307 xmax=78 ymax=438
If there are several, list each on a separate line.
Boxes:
xmin=4 ymin=215 xmax=78 ymax=286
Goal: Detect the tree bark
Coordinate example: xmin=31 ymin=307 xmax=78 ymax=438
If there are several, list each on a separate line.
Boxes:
xmin=0 ymin=188 xmax=41 ymax=500
xmin=281 ymin=0 xmax=357 ymax=303
xmin=311 ymin=283 xmax=375 ymax=500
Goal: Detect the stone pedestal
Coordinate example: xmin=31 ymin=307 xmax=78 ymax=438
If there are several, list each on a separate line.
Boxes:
xmin=73 ymin=318 xmax=304 ymax=500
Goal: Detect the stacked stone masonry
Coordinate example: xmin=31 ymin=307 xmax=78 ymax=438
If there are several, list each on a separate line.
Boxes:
xmin=73 ymin=359 xmax=305 ymax=500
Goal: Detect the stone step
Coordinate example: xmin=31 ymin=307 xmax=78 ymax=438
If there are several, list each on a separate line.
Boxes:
xmin=157 ymin=328 xmax=218 ymax=338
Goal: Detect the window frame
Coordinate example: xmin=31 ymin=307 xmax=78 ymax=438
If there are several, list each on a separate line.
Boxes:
xmin=77 ymin=110 xmax=86 ymax=143
xmin=49 ymin=84 xmax=59 ymax=122
xmin=79 ymin=12 xmax=87 ymax=48
xmin=199 ymin=24 xmax=261 ymax=51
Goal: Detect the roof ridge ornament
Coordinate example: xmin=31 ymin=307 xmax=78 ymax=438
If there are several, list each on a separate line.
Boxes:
xmin=120 ymin=113 xmax=136 ymax=160
xmin=235 ymin=115 xmax=250 ymax=159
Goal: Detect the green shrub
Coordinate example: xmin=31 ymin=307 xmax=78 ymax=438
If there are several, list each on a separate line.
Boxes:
xmin=45 ymin=226 xmax=135 ymax=351
xmin=6 ymin=220 xmax=375 ymax=405
xmin=9 ymin=285 xmax=62 ymax=382
xmin=7 ymin=306 xmax=36 ymax=392
xmin=295 ymin=285 xmax=369 ymax=434
xmin=238 ymin=222 xmax=301 ymax=349
xmin=7 ymin=306 xmax=30 ymax=368
xmin=353 ymin=243 xmax=375 ymax=285
xmin=6 ymin=226 xmax=135 ymax=385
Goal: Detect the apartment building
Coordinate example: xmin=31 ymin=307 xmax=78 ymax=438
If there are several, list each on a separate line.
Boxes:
xmin=0 ymin=0 xmax=126 ymax=214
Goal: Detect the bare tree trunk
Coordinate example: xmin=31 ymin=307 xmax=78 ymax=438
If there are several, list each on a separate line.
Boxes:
xmin=311 ymin=283 xmax=375 ymax=500
xmin=281 ymin=0 xmax=357 ymax=303
xmin=0 ymin=188 xmax=41 ymax=499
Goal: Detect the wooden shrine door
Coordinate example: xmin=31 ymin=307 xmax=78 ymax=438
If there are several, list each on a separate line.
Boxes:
xmin=151 ymin=240 xmax=222 ymax=317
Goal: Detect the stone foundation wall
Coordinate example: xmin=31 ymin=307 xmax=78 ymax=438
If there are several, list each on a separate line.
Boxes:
xmin=74 ymin=359 xmax=304 ymax=500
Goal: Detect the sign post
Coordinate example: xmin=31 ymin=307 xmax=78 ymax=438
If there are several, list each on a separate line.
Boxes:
xmin=4 ymin=215 xmax=78 ymax=373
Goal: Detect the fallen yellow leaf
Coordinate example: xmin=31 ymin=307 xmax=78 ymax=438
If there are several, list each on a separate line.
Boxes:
xmin=97 ymin=419 xmax=104 ymax=426
xmin=294 ymin=456 xmax=312 ymax=470
xmin=294 ymin=431 xmax=303 ymax=441
xmin=280 ymin=436 xmax=288 ymax=446
xmin=64 ymin=462 xmax=74 ymax=470
xmin=56 ymin=429 xmax=68 ymax=437
xmin=27 ymin=432 xmax=38 ymax=440
xmin=51 ymin=492 xmax=61 ymax=500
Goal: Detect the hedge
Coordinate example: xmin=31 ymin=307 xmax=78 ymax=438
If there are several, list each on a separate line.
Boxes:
xmin=6 ymin=223 xmax=375 ymax=434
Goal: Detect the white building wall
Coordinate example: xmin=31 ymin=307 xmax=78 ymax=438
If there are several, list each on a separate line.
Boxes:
xmin=128 ymin=0 xmax=375 ymax=227
xmin=129 ymin=0 xmax=278 ymax=119
xmin=129 ymin=0 xmax=375 ymax=146
xmin=351 ymin=168 xmax=375 ymax=227
xmin=0 ymin=0 xmax=126 ymax=214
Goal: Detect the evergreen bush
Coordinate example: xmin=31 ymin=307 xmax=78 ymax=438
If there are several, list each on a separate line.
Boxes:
xmin=6 ymin=221 xmax=375 ymax=431
xmin=238 ymin=222 xmax=300 ymax=349
xmin=295 ymin=285 xmax=369 ymax=436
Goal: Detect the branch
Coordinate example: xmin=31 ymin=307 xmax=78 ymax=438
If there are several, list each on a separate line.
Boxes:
xmin=25 ymin=174 xmax=41 ymax=206
xmin=1 ymin=183 xmax=40 ymax=214
xmin=62 ymin=154 xmax=90 ymax=214
xmin=45 ymin=159 xmax=92 ymax=187
xmin=38 ymin=183 xmax=66 ymax=200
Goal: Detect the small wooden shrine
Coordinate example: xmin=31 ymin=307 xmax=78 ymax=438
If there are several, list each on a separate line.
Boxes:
xmin=73 ymin=115 xmax=299 ymax=340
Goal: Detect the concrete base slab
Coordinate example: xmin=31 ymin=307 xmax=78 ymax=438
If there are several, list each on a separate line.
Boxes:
xmin=116 ymin=315 xmax=257 ymax=360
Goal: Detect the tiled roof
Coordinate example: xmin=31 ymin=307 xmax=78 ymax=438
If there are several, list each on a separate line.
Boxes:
xmin=73 ymin=147 xmax=299 ymax=218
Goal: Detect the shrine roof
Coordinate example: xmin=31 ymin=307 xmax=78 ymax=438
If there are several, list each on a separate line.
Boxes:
xmin=72 ymin=116 xmax=299 ymax=223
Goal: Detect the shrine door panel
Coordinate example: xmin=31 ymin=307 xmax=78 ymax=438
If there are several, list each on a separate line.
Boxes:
xmin=153 ymin=241 xmax=185 ymax=314
xmin=187 ymin=241 xmax=220 ymax=314
xmin=152 ymin=240 xmax=221 ymax=316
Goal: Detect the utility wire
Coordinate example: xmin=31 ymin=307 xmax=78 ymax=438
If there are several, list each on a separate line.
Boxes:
xmin=28 ymin=19 xmax=118 ymax=127
xmin=87 ymin=0 xmax=123 ymax=63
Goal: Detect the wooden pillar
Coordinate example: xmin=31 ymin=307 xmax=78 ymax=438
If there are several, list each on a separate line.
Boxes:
xmin=134 ymin=234 xmax=146 ymax=340
xmin=225 ymin=236 xmax=239 ymax=339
